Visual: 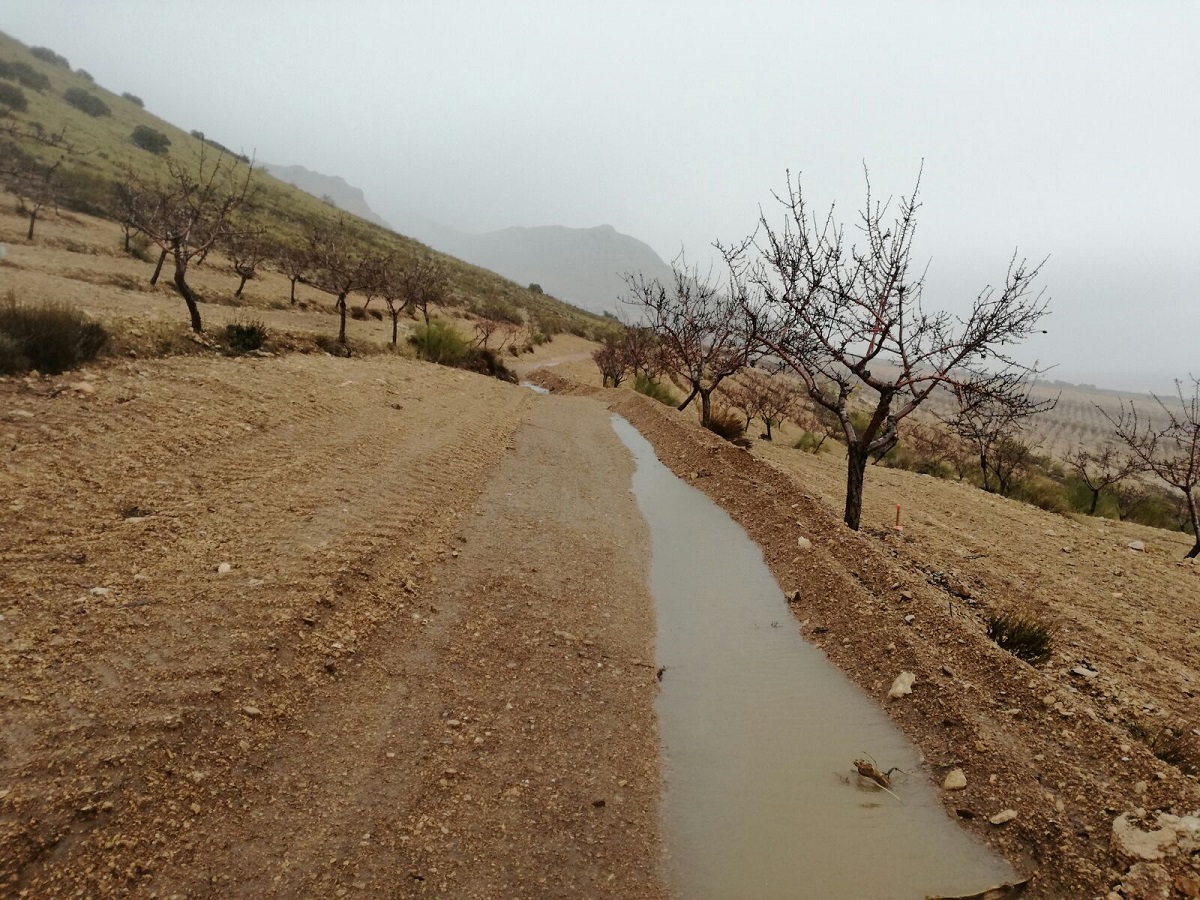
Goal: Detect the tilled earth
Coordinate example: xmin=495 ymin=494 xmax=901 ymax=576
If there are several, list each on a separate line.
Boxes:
xmin=1 ymin=355 xmax=664 ymax=898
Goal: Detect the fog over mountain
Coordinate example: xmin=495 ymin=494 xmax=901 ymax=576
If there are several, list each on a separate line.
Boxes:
xmin=5 ymin=3 xmax=1198 ymax=392
xmin=262 ymin=163 xmax=393 ymax=231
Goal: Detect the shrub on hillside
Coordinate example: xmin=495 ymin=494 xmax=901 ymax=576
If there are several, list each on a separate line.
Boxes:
xmin=793 ymin=431 xmax=831 ymax=454
xmin=704 ymin=407 xmax=747 ymax=443
xmin=985 ymin=611 xmax=1054 ymax=664
xmin=1012 ymin=474 xmax=1072 ymax=515
xmin=76 ymin=69 xmax=94 ymax=83
xmin=121 ymin=91 xmax=144 ymax=107
xmin=31 ymin=47 xmax=70 ymax=68
xmin=63 ymin=86 xmax=110 ymax=117
xmin=225 ymin=318 xmax=268 ymax=354
xmin=0 ymin=294 xmax=108 ymax=375
xmin=408 ymin=320 xmax=468 ymax=366
xmin=633 ymin=374 xmax=678 ymax=407
xmin=0 ymin=82 xmax=28 ymax=112
xmin=0 ymin=59 xmax=51 ymax=91
xmin=130 ymin=125 xmax=170 ymax=155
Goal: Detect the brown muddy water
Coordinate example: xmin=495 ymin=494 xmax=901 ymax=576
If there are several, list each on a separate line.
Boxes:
xmin=611 ymin=415 xmax=1014 ymax=900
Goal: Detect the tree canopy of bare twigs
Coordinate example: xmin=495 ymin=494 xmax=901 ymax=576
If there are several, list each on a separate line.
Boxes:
xmin=946 ymin=379 xmax=1053 ymax=496
xmin=1103 ymin=377 xmax=1200 ymax=558
xmin=224 ymin=226 xmax=271 ymax=297
xmin=394 ymin=253 xmax=450 ymax=325
xmin=722 ymin=167 xmax=1052 ymax=530
xmin=721 ymin=367 xmax=799 ymax=440
xmin=1065 ymin=443 xmax=1141 ymax=516
xmin=592 ymin=334 xmax=632 ymax=388
xmin=621 ymin=259 xmax=753 ymax=426
xmin=305 ymin=217 xmax=386 ymax=345
xmin=274 ymin=243 xmax=308 ymax=305
xmin=5 ymin=155 xmax=61 ymax=241
xmin=121 ymin=148 xmax=255 ymax=332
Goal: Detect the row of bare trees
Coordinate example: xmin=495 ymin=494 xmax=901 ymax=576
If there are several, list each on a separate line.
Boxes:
xmin=609 ymin=166 xmax=1198 ymax=556
xmin=112 ymin=150 xmax=451 ymax=341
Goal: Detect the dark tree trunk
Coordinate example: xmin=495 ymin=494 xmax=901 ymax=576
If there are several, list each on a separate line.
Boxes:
xmin=699 ymin=389 xmax=713 ymax=427
xmin=150 ymin=248 xmax=167 ymax=286
xmin=844 ymin=444 xmax=868 ymax=531
xmin=337 ymin=292 xmax=348 ymax=343
xmin=1186 ymin=494 xmax=1200 ymax=559
xmin=765 ymin=418 xmax=774 ymax=441
xmin=289 ymin=276 xmax=297 ymax=304
xmin=26 ymin=210 xmax=36 ymax=241
xmin=235 ymin=273 xmax=249 ymax=297
xmin=677 ymin=384 xmax=699 ymax=412
xmin=391 ymin=312 xmax=399 ymax=345
xmin=1088 ymin=489 xmax=1100 ymax=516
xmin=123 ymin=228 xmax=131 ymax=252
xmin=173 ymin=263 xmax=202 ymax=333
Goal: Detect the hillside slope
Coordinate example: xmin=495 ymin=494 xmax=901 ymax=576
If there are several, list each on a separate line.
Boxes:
xmin=0 ymin=29 xmax=611 ymax=338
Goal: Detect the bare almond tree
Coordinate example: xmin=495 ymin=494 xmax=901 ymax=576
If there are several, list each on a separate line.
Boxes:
xmin=123 ymin=148 xmax=255 ymax=331
xmin=225 ymin=227 xmax=271 ymax=297
xmin=274 ymin=243 xmax=308 ymax=304
xmin=622 ymin=258 xmax=752 ymax=427
xmin=947 ymin=380 xmax=1053 ymax=496
xmin=305 ymin=217 xmax=385 ymax=345
xmin=721 ymin=368 xmax=799 ymax=440
xmin=593 ymin=334 xmax=632 ymax=387
xmin=723 ymin=167 xmax=1052 ymax=530
xmin=1104 ymin=377 xmax=1200 ymax=558
xmin=6 ymin=156 xmax=60 ymax=241
xmin=400 ymin=253 xmax=450 ymax=325
xmin=1065 ymin=443 xmax=1142 ymax=516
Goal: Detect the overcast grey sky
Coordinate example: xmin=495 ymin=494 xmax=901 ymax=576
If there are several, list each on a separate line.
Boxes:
xmin=6 ymin=1 xmax=1198 ymax=391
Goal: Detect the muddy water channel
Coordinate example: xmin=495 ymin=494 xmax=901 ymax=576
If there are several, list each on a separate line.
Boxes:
xmin=611 ymin=416 xmax=1014 ymax=900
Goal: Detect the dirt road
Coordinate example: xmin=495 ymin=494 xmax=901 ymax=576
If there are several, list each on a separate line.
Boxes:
xmin=1 ymin=356 xmax=664 ymax=897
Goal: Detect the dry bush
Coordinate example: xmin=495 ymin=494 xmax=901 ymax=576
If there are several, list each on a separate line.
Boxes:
xmin=985 ymin=610 xmax=1055 ymax=664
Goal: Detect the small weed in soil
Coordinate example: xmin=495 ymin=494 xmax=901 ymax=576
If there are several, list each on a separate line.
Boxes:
xmin=985 ymin=611 xmax=1054 ymax=664
xmin=225 ymin=318 xmax=268 ymax=354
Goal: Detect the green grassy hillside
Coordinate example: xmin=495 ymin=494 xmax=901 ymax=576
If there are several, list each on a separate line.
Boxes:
xmin=0 ymin=30 xmax=611 ymax=338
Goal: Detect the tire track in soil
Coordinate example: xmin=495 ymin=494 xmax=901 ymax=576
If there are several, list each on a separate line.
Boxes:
xmin=1 ymin=354 xmax=540 ymax=895
xmin=144 ymin=394 xmax=665 ymax=899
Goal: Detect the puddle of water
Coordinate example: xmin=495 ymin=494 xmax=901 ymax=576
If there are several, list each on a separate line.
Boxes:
xmin=611 ymin=415 xmax=1014 ymax=900
xmin=519 ymin=381 xmax=550 ymax=394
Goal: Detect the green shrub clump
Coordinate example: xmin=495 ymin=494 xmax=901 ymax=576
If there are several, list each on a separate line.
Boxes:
xmin=985 ymin=611 xmax=1054 ymax=664
xmin=0 ymin=59 xmax=51 ymax=91
xmin=130 ymin=124 xmax=170 ymax=155
xmin=0 ymin=294 xmax=108 ymax=375
xmin=64 ymin=86 xmax=111 ymax=117
xmin=409 ymin=320 xmax=468 ymax=365
xmin=633 ymin=374 xmax=678 ymax=406
xmin=225 ymin=319 xmax=268 ymax=354
xmin=0 ymin=81 xmax=28 ymax=112
xmin=121 ymin=91 xmax=144 ymax=107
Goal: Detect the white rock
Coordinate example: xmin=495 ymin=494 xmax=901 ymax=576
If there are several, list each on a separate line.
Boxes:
xmin=1128 ymin=540 xmax=1146 ymax=552
xmin=888 ymin=671 xmax=916 ymax=699
xmin=989 ymin=809 xmax=1018 ymax=825
xmin=943 ymin=768 xmax=967 ymax=790
xmin=796 ymin=536 xmax=812 ymax=551
xmin=216 ymin=562 xmax=232 ymax=575
xmin=242 ymin=705 xmax=262 ymax=718
xmin=1071 ymin=665 xmax=1099 ymax=679
xmin=89 ymin=587 xmax=110 ymax=596
xmin=69 ymin=382 xmax=96 ymax=395
xmin=1112 ymin=813 xmax=1177 ymax=862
